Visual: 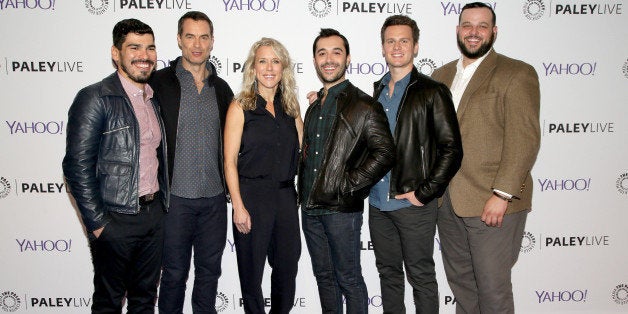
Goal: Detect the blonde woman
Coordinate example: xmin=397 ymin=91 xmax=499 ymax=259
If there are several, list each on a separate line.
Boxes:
xmin=224 ymin=37 xmax=303 ymax=313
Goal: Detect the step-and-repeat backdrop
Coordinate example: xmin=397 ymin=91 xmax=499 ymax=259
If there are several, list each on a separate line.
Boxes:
xmin=1 ymin=1 xmax=627 ymax=313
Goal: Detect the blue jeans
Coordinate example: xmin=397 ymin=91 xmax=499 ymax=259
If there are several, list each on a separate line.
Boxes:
xmin=158 ymin=193 xmax=227 ymax=314
xmin=301 ymin=211 xmax=368 ymax=314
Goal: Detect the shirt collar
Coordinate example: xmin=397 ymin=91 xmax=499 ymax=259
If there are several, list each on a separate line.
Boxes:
xmin=456 ymin=48 xmax=492 ymax=72
xmin=117 ymin=72 xmax=153 ymax=99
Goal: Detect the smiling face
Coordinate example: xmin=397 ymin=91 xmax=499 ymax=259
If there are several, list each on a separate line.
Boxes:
xmin=456 ymin=7 xmax=497 ymax=64
xmin=382 ymin=25 xmax=418 ymax=71
xmin=177 ymin=18 xmax=214 ymax=68
xmin=111 ymin=32 xmax=156 ymax=88
xmin=254 ymin=45 xmax=283 ymax=94
xmin=313 ymin=35 xmax=350 ymax=88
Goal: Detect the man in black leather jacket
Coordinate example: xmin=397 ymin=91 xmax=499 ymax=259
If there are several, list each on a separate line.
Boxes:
xmin=62 ymin=19 xmax=169 ymax=313
xmin=299 ymin=28 xmax=395 ymax=314
xmin=368 ymin=15 xmax=463 ymax=313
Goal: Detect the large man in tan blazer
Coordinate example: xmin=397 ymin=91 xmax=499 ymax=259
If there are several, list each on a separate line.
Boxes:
xmin=431 ymin=2 xmax=540 ymax=313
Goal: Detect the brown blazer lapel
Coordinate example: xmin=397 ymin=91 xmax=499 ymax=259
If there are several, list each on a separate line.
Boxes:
xmin=457 ymin=50 xmax=498 ymax=120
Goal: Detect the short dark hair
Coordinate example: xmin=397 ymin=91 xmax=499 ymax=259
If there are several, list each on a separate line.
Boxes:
xmin=459 ymin=2 xmax=496 ymax=25
xmin=178 ymin=11 xmax=213 ymax=36
xmin=112 ymin=19 xmax=154 ymax=50
xmin=312 ymin=28 xmax=350 ymax=56
xmin=380 ymin=15 xmax=420 ymax=44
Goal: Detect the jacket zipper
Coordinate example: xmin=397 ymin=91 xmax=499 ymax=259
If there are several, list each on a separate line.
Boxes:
xmin=102 ymin=126 xmax=130 ymax=134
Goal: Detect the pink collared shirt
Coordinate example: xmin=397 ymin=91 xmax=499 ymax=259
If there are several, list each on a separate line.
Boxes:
xmin=118 ymin=73 xmax=161 ymax=197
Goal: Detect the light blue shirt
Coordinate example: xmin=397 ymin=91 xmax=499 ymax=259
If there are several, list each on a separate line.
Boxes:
xmin=369 ymin=72 xmax=412 ymax=211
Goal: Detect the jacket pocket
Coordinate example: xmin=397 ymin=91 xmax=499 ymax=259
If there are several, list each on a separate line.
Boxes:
xmin=98 ymin=161 xmax=132 ymax=207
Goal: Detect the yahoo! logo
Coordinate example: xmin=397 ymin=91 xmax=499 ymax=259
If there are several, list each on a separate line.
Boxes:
xmin=16 ymin=239 xmax=72 ymax=253
xmin=536 ymin=289 xmax=588 ymax=303
xmin=6 ymin=120 xmax=64 ymax=135
xmin=441 ymin=1 xmax=496 ymax=15
xmin=542 ymin=62 xmax=597 ymax=76
xmin=0 ymin=0 xmax=56 ymax=10
xmin=222 ymin=0 xmax=281 ymax=12
xmin=537 ymin=178 xmax=591 ymax=192
xmin=346 ymin=62 xmax=389 ymax=76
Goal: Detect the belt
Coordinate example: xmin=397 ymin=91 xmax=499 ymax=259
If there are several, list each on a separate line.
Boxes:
xmin=139 ymin=192 xmax=157 ymax=206
xmin=239 ymin=177 xmax=295 ymax=189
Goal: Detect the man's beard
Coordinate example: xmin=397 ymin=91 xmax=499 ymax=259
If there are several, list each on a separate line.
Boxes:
xmin=457 ymin=32 xmax=495 ymax=59
xmin=316 ymin=61 xmax=347 ymax=85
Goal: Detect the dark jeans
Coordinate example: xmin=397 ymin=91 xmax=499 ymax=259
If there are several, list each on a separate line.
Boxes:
xmin=301 ymin=211 xmax=368 ymax=314
xmin=369 ymin=201 xmax=438 ymax=314
xmin=90 ymin=199 xmax=165 ymax=314
xmin=234 ymin=183 xmax=301 ymax=314
xmin=158 ymin=193 xmax=227 ymax=314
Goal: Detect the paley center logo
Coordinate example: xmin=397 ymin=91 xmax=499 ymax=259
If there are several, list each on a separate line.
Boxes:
xmin=542 ymin=120 xmax=615 ymax=135
xmin=308 ymin=0 xmax=413 ymax=18
xmin=5 ymin=58 xmax=84 ymax=74
xmin=441 ymin=1 xmax=497 ymax=16
xmin=85 ymin=0 xmax=192 ymax=14
xmin=0 ymin=176 xmax=66 ymax=196
xmin=542 ymin=234 xmax=610 ymax=248
xmin=524 ymin=0 xmax=623 ymax=20
xmin=0 ymin=0 xmax=55 ymax=11
xmin=617 ymin=172 xmax=628 ymax=195
xmin=612 ymin=284 xmax=628 ymax=305
xmin=222 ymin=0 xmax=281 ymax=12
xmin=520 ymin=231 xmax=536 ymax=253
xmin=416 ymin=58 xmax=439 ymax=76
xmin=0 ymin=177 xmax=11 ymax=199
xmin=0 ymin=291 xmax=21 ymax=312
xmin=85 ymin=0 xmax=109 ymax=14
xmin=220 ymin=56 xmax=305 ymax=76
xmin=215 ymin=292 xmax=229 ymax=312
xmin=208 ymin=55 xmax=223 ymax=75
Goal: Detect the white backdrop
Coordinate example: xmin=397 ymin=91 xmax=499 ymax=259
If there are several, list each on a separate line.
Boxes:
xmin=1 ymin=0 xmax=627 ymax=313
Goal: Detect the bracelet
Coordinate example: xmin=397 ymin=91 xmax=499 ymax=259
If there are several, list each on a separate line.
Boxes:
xmin=493 ymin=191 xmax=512 ymax=202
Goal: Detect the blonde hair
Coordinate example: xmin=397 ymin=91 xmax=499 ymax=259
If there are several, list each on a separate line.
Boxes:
xmin=236 ymin=37 xmax=300 ymax=118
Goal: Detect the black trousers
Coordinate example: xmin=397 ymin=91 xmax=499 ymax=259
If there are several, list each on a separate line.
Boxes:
xmin=89 ymin=200 xmax=165 ymax=314
xmin=234 ymin=182 xmax=301 ymax=314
